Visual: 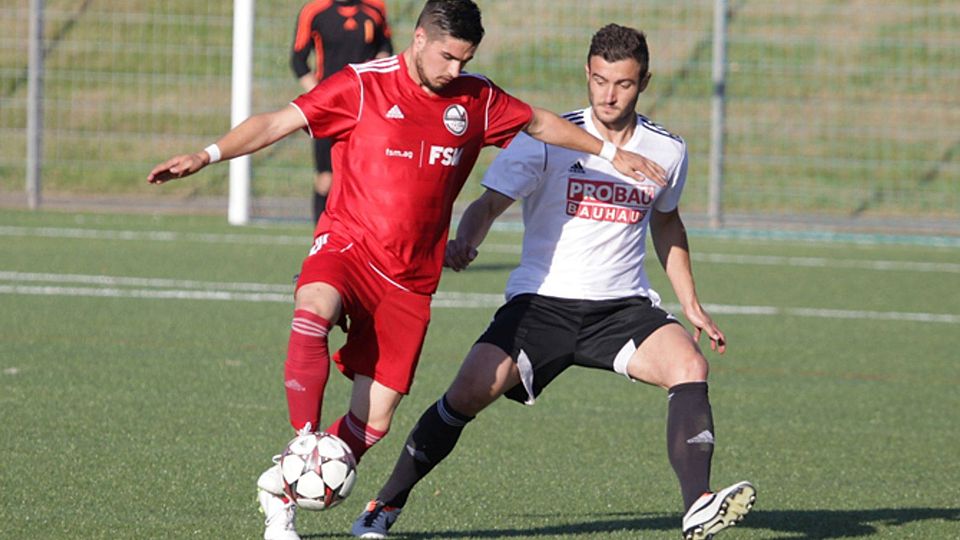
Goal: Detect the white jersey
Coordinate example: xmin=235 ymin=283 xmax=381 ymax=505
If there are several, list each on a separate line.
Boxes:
xmin=482 ymin=107 xmax=688 ymax=302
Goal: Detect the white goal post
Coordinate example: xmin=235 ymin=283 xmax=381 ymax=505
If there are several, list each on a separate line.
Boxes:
xmin=228 ymin=0 xmax=254 ymax=225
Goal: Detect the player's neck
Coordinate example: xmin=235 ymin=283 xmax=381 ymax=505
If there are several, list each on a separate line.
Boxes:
xmin=591 ymin=113 xmax=637 ymax=147
xmin=401 ymin=49 xmax=438 ymax=97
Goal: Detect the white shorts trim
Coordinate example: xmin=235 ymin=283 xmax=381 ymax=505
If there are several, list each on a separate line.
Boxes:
xmin=367 ymin=262 xmax=410 ymax=292
xmin=516 ymin=349 xmax=536 ymax=405
xmin=612 ymin=338 xmax=638 ymax=380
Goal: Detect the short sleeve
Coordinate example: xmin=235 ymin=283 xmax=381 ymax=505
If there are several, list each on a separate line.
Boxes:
xmin=290 ymin=68 xmax=361 ymax=140
xmin=481 ymin=133 xmax=546 ymax=200
xmin=654 ymin=146 xmax=688 ymax=212
xmin=483 ymin=81 xmax=533 ymax=148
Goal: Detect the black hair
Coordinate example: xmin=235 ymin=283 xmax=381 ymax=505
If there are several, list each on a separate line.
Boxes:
xmin=416 ymin=0 xmax=485 ymax=46
xmin=589 ymin=24 xmax=649 ymax=76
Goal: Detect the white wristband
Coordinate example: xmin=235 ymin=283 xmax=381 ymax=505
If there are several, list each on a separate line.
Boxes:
xmin=599 ymin=140 xmax=617 ymax=162
xmin=203 ymin=143 xmax=222 ymax=164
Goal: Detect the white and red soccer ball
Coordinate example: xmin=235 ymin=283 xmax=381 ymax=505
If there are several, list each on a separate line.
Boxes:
xmin=280 ymin=432 xmax=357 ymax=511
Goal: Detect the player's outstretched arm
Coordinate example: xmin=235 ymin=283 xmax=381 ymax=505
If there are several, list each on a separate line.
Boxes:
xmin=147 ymin=105 xmax=307 ymax=184
xmin=445 ymin=189 xmax=515 ymax=272
xmin=650 ymin=208 xmax=727 ymax=354
xmin=523 ymin=107 xmax=666 ymax=186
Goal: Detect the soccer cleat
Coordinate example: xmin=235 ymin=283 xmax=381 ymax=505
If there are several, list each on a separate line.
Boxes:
xmin=351 ymin=499 xmax=402 ymax=538
xmin=257 ymin=458 xmax=285 ymax=495
xmin=258 ymin=459 xmax=300 ymax=540
xmin=681 ymin=480 xmax=756 ymax=540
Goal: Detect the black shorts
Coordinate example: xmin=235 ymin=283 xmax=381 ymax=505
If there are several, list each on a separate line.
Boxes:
xmin=476 ymin=294 xmax=679 ymax=405
xmin=312 ymin=137 xmax=333 ymax=174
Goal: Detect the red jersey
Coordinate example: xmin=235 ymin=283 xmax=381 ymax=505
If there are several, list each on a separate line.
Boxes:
xmin=291 ymin=54 xmax=533 ymax=294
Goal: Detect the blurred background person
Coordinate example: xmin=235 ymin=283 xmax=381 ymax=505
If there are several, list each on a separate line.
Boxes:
xmin=291 ymin=0 xmax=394 ymax=223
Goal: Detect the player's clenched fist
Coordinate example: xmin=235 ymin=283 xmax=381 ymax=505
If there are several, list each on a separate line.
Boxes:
xmin=444 ymin=238 xmax=478 ymax=272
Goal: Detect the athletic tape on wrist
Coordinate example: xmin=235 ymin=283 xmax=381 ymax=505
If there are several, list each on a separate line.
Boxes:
xmin=599 ymin=140 xmax=617 ymax=162
xmin=204 ymin=143 xmax=222 ymax=164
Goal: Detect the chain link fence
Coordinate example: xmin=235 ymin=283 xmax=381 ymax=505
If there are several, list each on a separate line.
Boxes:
xmin=1 ymin=1 xmax=957 ymax=230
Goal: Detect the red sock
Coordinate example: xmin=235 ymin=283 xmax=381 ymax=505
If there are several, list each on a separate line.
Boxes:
xmin=325 ymin=411 xmax=387 ymax=463
xmin=284 ymin=309 xmax=331 ymax=432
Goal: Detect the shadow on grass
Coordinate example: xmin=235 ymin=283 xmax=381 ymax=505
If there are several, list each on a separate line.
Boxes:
xmin=303 ymin=507 xmax=959 ymax=539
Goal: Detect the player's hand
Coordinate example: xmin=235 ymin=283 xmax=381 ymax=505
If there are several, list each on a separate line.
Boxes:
xmin=147 ymin=152 xmax=209 ymax=184
xmin=613 ymin=148 xmax=667 ymax=187
xmin=685 ymin=304 xmax=726 ymax=354
xmin=444 ymin=238 xmax=478 ymax=272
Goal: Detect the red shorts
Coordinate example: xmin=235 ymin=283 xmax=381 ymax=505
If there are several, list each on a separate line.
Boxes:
xmin=295 ymin=232 xmax=432 ymax=394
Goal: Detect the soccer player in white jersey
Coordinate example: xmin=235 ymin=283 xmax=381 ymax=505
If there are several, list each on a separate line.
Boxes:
xmin=351 ymin=24 xmax=754 ymax=540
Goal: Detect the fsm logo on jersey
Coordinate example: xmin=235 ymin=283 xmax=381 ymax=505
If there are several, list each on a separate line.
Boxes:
xmin=429 ymin=145 xmax=463 ymax=166
xmin=566 ymin=178 xmax=654 ymax=224
xmin=443 ymin=105 xmax=468 ymax=136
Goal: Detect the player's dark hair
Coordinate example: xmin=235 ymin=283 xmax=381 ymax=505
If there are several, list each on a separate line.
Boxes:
xmin=416 ymin=0 xmax=484 ymax=46
xmin=589 ymin=24 xmax=649 ymax=76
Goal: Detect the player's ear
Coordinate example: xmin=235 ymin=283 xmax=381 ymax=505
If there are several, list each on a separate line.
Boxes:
xmin=413 ymin=26 xmax=427 ymax=49
xmin=638 ymin=71 xmax=652 ymax=93
xmin=584 ymin=62 xmax=591 ymax=81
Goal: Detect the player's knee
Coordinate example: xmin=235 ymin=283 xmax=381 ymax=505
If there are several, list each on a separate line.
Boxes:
xmin=294 ymin=282 xmax=341 ymax=320
xmin=445 ymin=342 xmax=517 ymax=415
xmin=445 ymin=377 xmax=493 ymax=416
xmin=667 ymin=352 xmax=709 ymax=386
xmin=445 ymin=382 xmax=480 ymax=415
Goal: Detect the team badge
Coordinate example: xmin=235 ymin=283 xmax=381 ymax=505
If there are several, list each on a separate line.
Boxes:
xmin=443 ymin=104 xmax=468 ymax=136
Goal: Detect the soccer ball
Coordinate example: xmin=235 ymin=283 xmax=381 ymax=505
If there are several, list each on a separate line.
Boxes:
xmin=280 ymin=432 xmax=357 ymax=511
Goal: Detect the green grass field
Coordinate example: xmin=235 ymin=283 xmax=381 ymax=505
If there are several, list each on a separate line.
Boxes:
xmin=1 ymin=209 xmax=958 ymax=538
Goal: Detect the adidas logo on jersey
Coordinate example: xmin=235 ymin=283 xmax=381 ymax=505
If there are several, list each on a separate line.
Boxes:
xmin=569 ymin=161 xmax=586 ymax=174
xmin=386 ymin=104 xmax=405 ymax=119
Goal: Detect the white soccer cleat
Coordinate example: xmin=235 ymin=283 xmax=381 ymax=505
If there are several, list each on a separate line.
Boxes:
xmin=681 ymin=480 xmax=756 ymax=540
xmin=258 ymin=459 xmax=300 ymax=540
xmin=351 ymin=499 xmax=402 ymax=538
xmin=257 ymin=459 xmax=285 ymax=495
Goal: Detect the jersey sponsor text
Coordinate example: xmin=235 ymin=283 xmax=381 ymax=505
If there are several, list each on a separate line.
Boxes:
xmin=385 ymin=147 xmax=414 ymax=159
xmin=566 ymin=178 xmax=653 ymax=224
xmin=566 ymin=202 xmax=645 ymax=224
xmin=428 ymin=145 xmax=463 ymax=167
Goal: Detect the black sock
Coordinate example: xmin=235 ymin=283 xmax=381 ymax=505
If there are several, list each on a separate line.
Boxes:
xmin=666 ymin=381 xmax=715 ymax=511
xmin=313 ymin=192 xmax=327 ymax=223
xmin=377 ymin=394 xmax=474 ymax=508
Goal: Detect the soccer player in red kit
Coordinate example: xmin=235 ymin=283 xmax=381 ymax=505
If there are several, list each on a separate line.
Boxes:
xmin=147 ymin=2 xmax=665 ymax=539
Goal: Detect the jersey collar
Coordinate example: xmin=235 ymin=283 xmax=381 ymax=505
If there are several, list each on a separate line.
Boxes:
xmin=584 ymin=106 xmax=644 ymax=149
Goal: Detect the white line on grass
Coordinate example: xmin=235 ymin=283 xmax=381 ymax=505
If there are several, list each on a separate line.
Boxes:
xmin=0 ymin=285 xmax=292 ymax=303
xmin=0 ymin=226 xmax=308 ymax=246
xmin=3 ymin=226 xmax=958 ymax=273
xmin=480 ymin=244 xmax=960 ymax=274
xmin=692 ymin=253 xmax=960 ymax=273
xmin=700 ymin=303 xmax=960 ymax=324
xmin=0 ymin=271 xmax=293 ymax=293
xmin=1 ymin=272 xmax=958 ymax=324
